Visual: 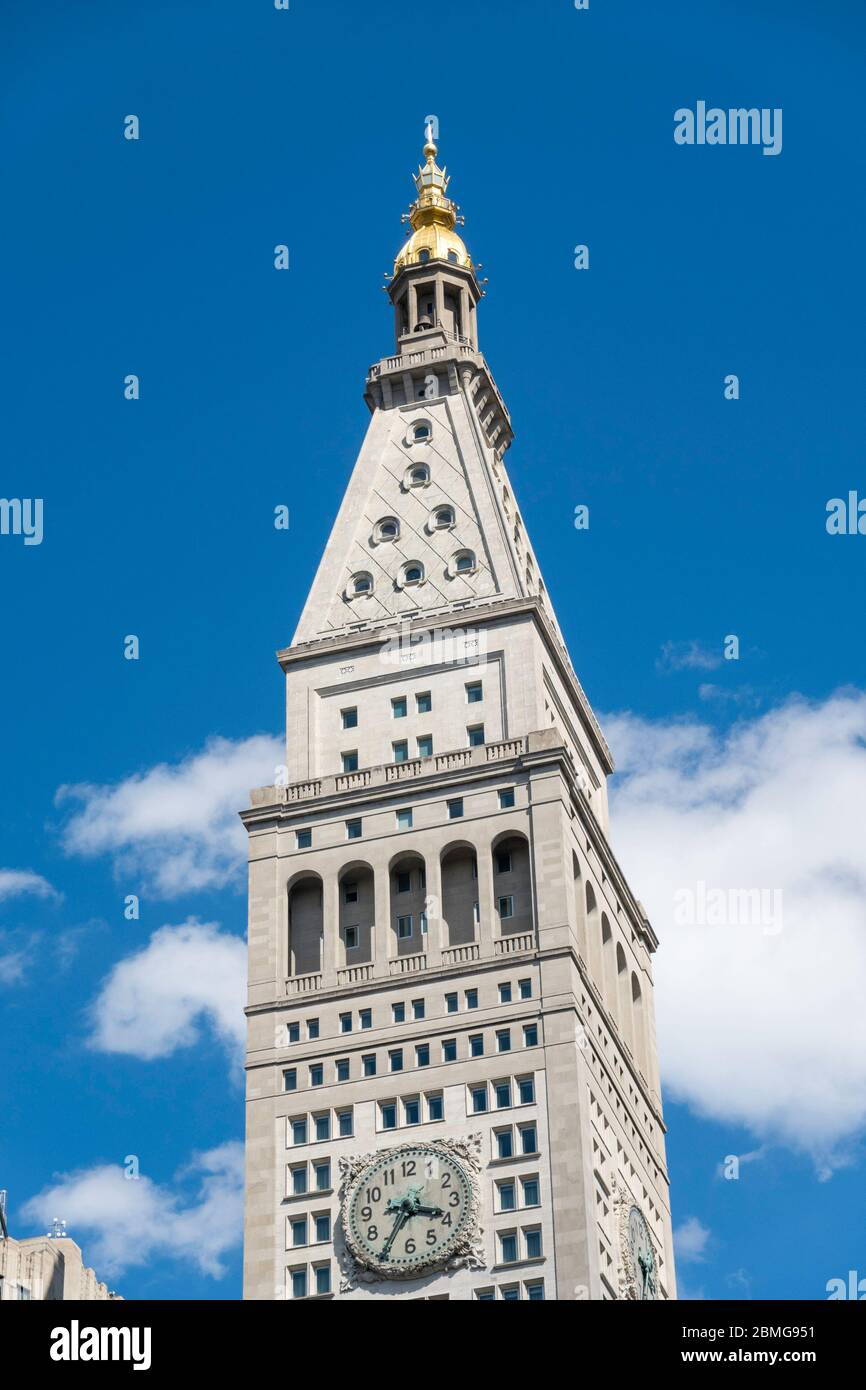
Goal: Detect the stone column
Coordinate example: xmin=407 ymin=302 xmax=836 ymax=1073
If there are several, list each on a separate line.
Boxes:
xmin=424 ymin=851 xmax=443 ymax=968
xmin=321 ymin=875 xmax=338 ymax=990
xmin=373 ymin=865 xmax=391 ymax=978
xmin=476 ymin=830 xmax=496 ymax=958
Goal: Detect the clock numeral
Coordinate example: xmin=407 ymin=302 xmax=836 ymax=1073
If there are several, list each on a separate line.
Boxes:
xmin=401 ymin=1159 xmax=416 ymax=1177
xmin=405 ymin=1238 xmax=416 ymax=1254
xmin=383 ymin=1168 xmax=396 ymax=1186
xmin=441 ymin=1172 xmax=451 ymax=1189
xmin=360 ymin=1205 xmax=372 ymax=1220
xmin=441 ymin=1212 xmax=452 ymax=1228
xmin=448 ymin=1191 xmax=460 ymax=1207
xmin=365 ymin=1186 xmax=381 ymax=1203
xmin=426 ymin=1229 xmax=436 ymax=1246
xmin=366 ymin=1225 xmax=378 ymax=1241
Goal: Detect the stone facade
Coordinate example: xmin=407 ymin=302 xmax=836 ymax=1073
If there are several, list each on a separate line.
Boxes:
xmin=241 ymin=135 xmax=675 ymax=1302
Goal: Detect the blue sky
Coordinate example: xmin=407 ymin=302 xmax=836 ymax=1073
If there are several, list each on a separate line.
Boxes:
xmin=2 ymin=0 xmax=865 ymax=1299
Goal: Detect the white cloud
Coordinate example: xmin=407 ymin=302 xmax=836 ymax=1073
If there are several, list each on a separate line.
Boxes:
xmin=88 ymin=921 xmax=245 ymax=1062
xmin=605 ymin=690 xmax=866 ymax=1170
xmin=657 ymin=640 xmax=723 ymax=673
xmin=56 ymin=734 xmax=281 ymax=896
xmin=0 ymin=869 xmax=59 ymax=902
xmin=20 ymin=1142 xmax=243 ymax=1280
xmin=0 ymin=939 xmax=31 ymax=984
xmin=674 ymin=1216 xmax=711 ymax=1264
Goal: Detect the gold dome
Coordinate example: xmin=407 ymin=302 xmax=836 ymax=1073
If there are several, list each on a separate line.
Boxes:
xmin=393 ymin=126 xmax=473 ymax=276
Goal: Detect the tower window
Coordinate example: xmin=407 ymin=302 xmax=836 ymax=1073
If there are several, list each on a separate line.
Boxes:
xmin=350 ymin=572 xmax=373 ymax=596
xmin=432 ymin=506 xmax=455 ymax=529
xmin=402 ymin=562 xmax=424 ymax=586
xmin=454 ymin=550 xmax=476 ymax=574
xmin=412 ymin=422 xmax=431 ymax=442
xmin=375 ymin=517 xmax=400 ymax=543
xmin=341 ymin=707 xmax=358 ymax=729
xmin=418 ymin=249 xmax=430 ymax=264
xmin=447 ymin=250 xmax=459 ymax=263
xmin=345 ymin=926 xmax=358 ymax=951
xmin=408 ymin=464 xmax=430 ymax=487
xmin=341 ymin=751 xmax=358 ymax=772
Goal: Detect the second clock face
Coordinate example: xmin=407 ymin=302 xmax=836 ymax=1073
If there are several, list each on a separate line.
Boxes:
xmin=628 ymin=1205 xmax=657 ymax=1300
xmin=345 ymin=1143 xmax=473 ymax=1276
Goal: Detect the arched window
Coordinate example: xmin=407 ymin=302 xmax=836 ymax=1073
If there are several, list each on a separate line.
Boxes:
xmin=413 ymin=422 xmax=431 ymax=442
xmin=350 ymin=572 xmax=373 ymax=597
xmin=447 ymin=249 xmax=459 ymax=263
xmin=418 ymin=249 xmax=430 ymax=264
xmin=410 ymin=464 xmax=429 ymax=485
xmin=375 ymin=517 xmax=400 ymax=543
xmin=433 ymin=506 xmax=455 ymax=529
xmin=402 ymin=562 xmax=424 ymax=586
xmin=454 ymin=550 xmax=476 ymax=574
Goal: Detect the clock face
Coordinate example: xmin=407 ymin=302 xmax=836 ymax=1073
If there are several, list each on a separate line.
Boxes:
xmin=344 ymin=1143 xmax=473 ymax=1276
xmin=627 ymin=1205 xmax=657 ymax=1300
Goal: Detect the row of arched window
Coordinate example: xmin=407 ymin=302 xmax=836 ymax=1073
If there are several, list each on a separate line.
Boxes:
xmin=349 ymin=550 xmax=477 ymax=597
xmin=575 ymin=856 xmax=650 ymax=1082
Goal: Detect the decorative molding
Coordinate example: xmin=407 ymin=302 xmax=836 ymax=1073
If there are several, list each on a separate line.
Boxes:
xmin=613 ymin=1178 xmax=659 ymax=1301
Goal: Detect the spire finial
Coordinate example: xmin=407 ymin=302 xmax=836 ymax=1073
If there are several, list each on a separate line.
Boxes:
xmin=423 ymin=117 xmax=437 ymax=161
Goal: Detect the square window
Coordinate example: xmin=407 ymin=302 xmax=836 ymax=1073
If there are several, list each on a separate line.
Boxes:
xmin=523 ymin=1023 xmax=538 ymax=1047
xmin=381 ymin=1102 xmax=397 ymax=1130
xmin=290 ymin=1217 xmax=307 ymax=1248
xmin=291 ymin=1118 xmax=307 ymax=1146
xmin=498 ymin=787 xmax=515 ymax=809
xmin=465 ymin=989 xmax=478 ymax=1010
xmin=466 ymin=681 xmax=483 ymax=704
xmin=526 ymin=1281 xmax=545 ymax=1301
xmin=337 ymin=1109 xmax=353 ymax=1137
xmin=448 ymin=798 xmax=464 ymax=819
xmin=476 ymin=1289 xmax=496 ymax=1302
xmin=397 ymin=915 xmax=413 ymax=939
xmin=341 ymin=707 xmax=358 ymax=730
xmin=343 ymin=881 xmax=358 ymax=904
xmin=470 ymin=1085 xmax=488 ymax=1114
xmin=445 ymin=993 xmax=458 ymax=1013
xmin=416 ymin=1043 xmax=430 ymax=1067
xmin=393 ymin=1001 xmax=406 ymax=1023
xmin=291 ymin=1268 xmax=307 ymax=1300
xmin=314 ymin=1160 xmax=331 ymax=1191
xmin=404 ymin=1097 xmax=421 ymax=1126
xmin=469 ymin=1034 xmax=484 ymax=1058
xmin=518 ymin=1077 xmax=535 ymax=1105
xmin=307 ymin=1018 xmax=319 ymax=1040
xmin=498 ymin=895 xmax=514 ymax=919
xmin=393 ymin=740 xmax=409 ymax=763
xmin=498 ymin=1181 xmax=516 ymax=1212
xmin=288 ymin=1022 xmax=300 ymax=1044
xmin=412 ymin=998 xmax=425 ymax=1020
xmin=420 ymin=910 xmax=428 ymax=935
xmin=521 ymin=1177 xmax=540 ymax=1208
xmin=389 ymin=1049 xmax=404 ymax=1073
xmin=345 ymin=925 xmax=358 ymax=951
xmin=519 ymin=978 xmax=532 ymax=1000
xmin=396 ymin=872 xmax=412 ymax=894
xmin=500 ymin=1232 xmax=518 ymax=1264
xmin=501 ymin=1285 xmax=520 ymax=1302
xmin=310 ymin=1064 xmax=324 ymax=1087
xmin=291 ymin=1166 xmax=307 ymax=1196
xmin=314 ymin=1214 xmax=331 ymax=1243
xmin=296 ymin=829 xmax=312 ymax=849
xmin=520 ymin=1125 xmax=537 ymax=1155
xmin=392 ymin=696 xmax=408 ymax=719
xmin=496 ymin=850 xmax=512 ymax=875
xmin=396 ymin=808 xmax=413 ymax=830
xmin=442 ymin=1039 xmax=457 ymax=1063
xmin=496 ymin=1129 xmax=514 ymax=1160
xmin=416 ymin=691 xmax=432 ymax=713
xmin=497 ymin=1030 xmax=512 ymax=1053
xmin=362 ymin=1054 xmax=377 ymax=1077
xmin=417 ymin=735 xmax=433 ymax=758
xmin=336 ymin=1058 xmax=350 ymax=1082
xmin=314 ymin=1113 xmax=330 ymax=1142
xmin=495 ymin=1081 xmax=512 ymax=1109
xmin=283 ymin=1068 xmax=297 ymax=1092
xmin=427 ymin=1093 xmax=444 ymax=1122
xmin=341 ymin=750 xmax=358 ymax=773
xmin=315 ymin=1264 xmax=332 ymax=1296
xmin=346 ymin=818 xmax=362 ymax=840
xmin=340 ymin=1012 xmax=352 ymax=1033
xmin=467 ymin=724 xmax=485 ymax=748
xmin=360 ymin=1009 xmax=372 ymax=1030
xmin=499 ymin=982 xmax=512 ymax=1004
xmin=525 ymin=1229 xmax=543 ymax=1260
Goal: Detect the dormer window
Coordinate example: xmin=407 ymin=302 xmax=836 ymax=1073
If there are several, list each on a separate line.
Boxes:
xmin=432 ymin=506 xmax=455 ymax=530
xmin=410 ymin=464 xmax=429 ymax=486
xmin=447 ymin=250 xmax=459 ymax=263
xmin=419 ymin=249 xmax=430 ymax=263
xmin=350 ymin=572 xmax=373 ymax=597
xmin=402 ymin=562 xmax=425 ymax=586
xmin=375 ymin=517 xmax=400 ymax=543
xmin=413 ymin=423 xmax=431 ymax=442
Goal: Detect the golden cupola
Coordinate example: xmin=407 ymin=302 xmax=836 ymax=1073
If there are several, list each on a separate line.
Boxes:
xmin=393 ymin=128 xmax=473 ymax=275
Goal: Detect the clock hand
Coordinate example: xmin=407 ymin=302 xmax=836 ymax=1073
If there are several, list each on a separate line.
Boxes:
xmin=380 ymin=1206 xmax=409 ymax=1260
xmin=411 ymin=1204 xmax=444 ymax=1218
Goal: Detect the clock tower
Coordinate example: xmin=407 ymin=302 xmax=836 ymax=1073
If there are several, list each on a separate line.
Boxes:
xmin=241 ymin=128 xmax=676 ymax=1302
